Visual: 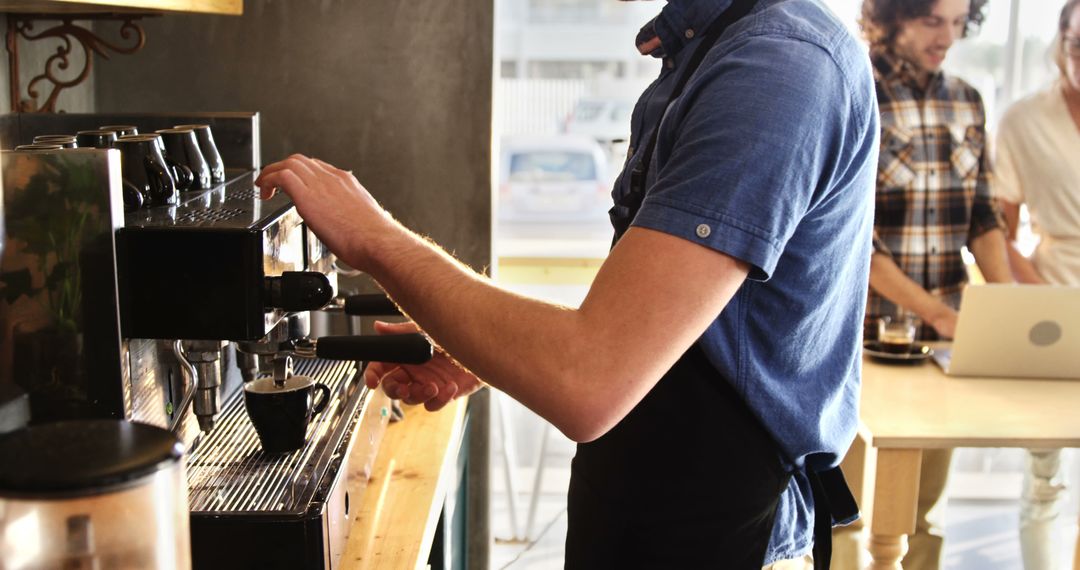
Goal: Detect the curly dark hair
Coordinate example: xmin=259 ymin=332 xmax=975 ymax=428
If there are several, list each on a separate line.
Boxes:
xmin=860 ymin=0 xmax=990 ymax=51
xmin=1054 ymin=0 xmax=1080 ymax=75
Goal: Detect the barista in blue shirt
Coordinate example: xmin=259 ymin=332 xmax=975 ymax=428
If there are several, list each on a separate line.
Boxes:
xmin=257 ymin=0 xmax=878 ymax=567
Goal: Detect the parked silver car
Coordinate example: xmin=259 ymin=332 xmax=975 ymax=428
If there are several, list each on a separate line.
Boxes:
xmin=498 ymin=135 xmax=611 ymax=222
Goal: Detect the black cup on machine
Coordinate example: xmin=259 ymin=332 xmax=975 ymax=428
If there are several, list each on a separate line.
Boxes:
xmin=116 ymin=135 xmax=177 ymax=208
xmin=76 ymin=130 xmax=119 ymax=149
xmin=174 ymin=124 xmax=225 ymax=184
xmin=156 ymin=128 xmax=212 ymax=190
xmin=135 ymin=133 xmax=195 ymax=192
xmin=33 ymin=135 xmax=78 ymax=148
xmin=243 ymin=375 xmax=332 ymax=453
xmin=99 ymin=124 xmax=139 ymax=138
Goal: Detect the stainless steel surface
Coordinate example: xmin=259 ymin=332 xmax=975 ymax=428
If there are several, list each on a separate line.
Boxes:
xmin=185 ymin=341 xmax=225 ymax=433
xmin=127 ymin=339 xmax=171 ymax=428
xmin=236 ymin=351 xmax=260 ymax=384
xmin=272 ymin=355 xmax=293 ymax=385
xmin=186 ymin=358 xmax=360 ymax=513
xmin=169 ymin=341 xmax=197 ymax=433
xmin=193 ymin=387 xmax=219 ymax=433
xmin=235 ymin=319 xmax=291 ymax=356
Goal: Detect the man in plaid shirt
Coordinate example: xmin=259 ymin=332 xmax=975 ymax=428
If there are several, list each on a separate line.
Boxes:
xmin=860 ymin=0 xmax=1017 ymax=568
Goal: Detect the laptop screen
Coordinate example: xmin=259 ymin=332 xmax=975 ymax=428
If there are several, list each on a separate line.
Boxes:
xmin=945 ymin=285 xmax=1080 ymax=380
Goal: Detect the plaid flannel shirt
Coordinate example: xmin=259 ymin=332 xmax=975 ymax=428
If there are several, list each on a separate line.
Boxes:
xmin=867 ymin=52 xmax=1004 ymax=339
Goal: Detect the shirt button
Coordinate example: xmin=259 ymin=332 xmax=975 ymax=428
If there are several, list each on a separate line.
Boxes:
xmin=696 ymin=224 xmax=711 ymax=238
xmin=685 ymin=28 xmax=695 ymax=39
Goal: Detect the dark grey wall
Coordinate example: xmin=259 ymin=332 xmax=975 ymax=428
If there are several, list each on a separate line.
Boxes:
xmin=93 ymin=0 xmax=494 ymax=272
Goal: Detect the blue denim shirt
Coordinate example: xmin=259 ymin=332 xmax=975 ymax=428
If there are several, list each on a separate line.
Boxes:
xmin=616 ymin=0 xmax=878 ymax=563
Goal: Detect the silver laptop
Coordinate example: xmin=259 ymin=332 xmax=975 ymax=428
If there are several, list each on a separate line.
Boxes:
xmin=932 ymin=284 xmax=1080 ymax=379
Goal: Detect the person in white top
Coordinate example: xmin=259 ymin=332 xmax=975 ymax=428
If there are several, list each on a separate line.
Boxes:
xmin=996 ymin=0 xmax=1080 ymax=287
xmin=994 ymin=1 xmax=1080 ymax=567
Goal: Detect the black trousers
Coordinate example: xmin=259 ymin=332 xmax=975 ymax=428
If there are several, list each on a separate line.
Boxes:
xmin=565 ymin=345 xmax=791 ymax=569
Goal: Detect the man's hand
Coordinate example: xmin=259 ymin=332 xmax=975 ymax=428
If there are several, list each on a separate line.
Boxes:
xmin=364 ymin=321 xmax=484 ymax=411
xmin=925 ymin=306 xmax=958 ymax=339
xmin=255 ymin=154 xmax=394 ymax=272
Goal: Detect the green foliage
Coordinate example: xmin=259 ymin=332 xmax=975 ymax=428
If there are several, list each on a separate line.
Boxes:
xmin=0 ymin=154 xmax=108 ymax=334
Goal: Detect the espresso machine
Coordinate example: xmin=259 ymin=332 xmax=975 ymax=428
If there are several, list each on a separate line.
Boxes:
xmin=0 ymin=112 xmax=427 ymax=569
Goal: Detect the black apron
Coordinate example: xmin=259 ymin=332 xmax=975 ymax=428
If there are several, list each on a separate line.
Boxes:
xmin=565 ymin=2 xmax=856 ymax=567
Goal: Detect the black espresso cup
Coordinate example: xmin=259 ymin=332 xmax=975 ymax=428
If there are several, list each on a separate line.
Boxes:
xmin=76 ymin=129 xmax=119 ymax=149
xmin=122 ymin=134 xmax=195 ymax=193
xmin=116 ymin=135 xmax=177 ymax=207
xmin=156 ymin=128 xmax=211 ymax=190
xmin=243 ymin=375 xmax=331 ymax=453
xmin=174 ymin=124 xmax=225 ymax=183
xmin=99 ymin=124 xmax=139 ymax=138
xmin=144 ymin=133 xmax=195 ymax=192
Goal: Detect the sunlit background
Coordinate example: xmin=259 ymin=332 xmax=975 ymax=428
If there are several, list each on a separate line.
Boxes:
xmin=488 ymin=2 xmax=1075 ymax=569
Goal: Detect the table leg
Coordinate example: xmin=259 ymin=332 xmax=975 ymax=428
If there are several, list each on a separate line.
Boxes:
xmin=868 ymin=448 xmax=922 ymax=570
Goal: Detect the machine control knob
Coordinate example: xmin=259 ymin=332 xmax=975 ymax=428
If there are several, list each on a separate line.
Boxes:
xmin=264 ymin=271 xmax=334 ymax=312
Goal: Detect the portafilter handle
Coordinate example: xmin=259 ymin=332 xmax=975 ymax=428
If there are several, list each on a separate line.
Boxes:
xmin=310 ymin=333 xmax=433 ymax=364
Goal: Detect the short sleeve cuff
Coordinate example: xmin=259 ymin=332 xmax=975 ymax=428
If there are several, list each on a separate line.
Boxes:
xmin=969 ymin=198 xmax=1006 ymax=239
xmin=872 ymin=234 xmax=892 ymax=257
xmin=632 ymin=195 xmax=783 ymax=281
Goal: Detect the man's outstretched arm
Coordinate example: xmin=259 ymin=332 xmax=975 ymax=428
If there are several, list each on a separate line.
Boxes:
xmin=257 ymin=156 xmax=748 ymax=443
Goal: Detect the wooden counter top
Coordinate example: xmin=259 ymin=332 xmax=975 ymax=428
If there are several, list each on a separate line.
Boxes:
xmin=861 ymin=354 xmax=1080 ymax=449
xmin=342 ymin=397 xmax=468 ymax=570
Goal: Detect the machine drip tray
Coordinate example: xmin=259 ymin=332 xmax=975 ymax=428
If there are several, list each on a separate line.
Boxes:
xmin=186 ymin=358 xmax=376 ymax=569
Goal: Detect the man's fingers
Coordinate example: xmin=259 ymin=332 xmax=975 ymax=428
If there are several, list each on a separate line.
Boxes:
xmin=255 ymin=154 xmax=310 ymax=184
xmin=409 ymin=382 xmax=439 ymax=403
xmin=373 ymin=320 xmax=418 ymax=334
xmin=382 ymin=373 xmax=411 ymax=401
xmin=255 ymin=155 xmax=321 ymax=194
xmin=255 ymin=168 xmax=307 ymax=201
xmin=424 ymin=381 xmax=458 ymax=412
xmin=398 ymin=380 xmax=434 ymax=406
xmin=376 ymin=366 xmax=411 ymax=398
xmin=374 ymin=365 xmax=441 ymax=406
xmin=364 ymin=363 xmax=400 ymax=389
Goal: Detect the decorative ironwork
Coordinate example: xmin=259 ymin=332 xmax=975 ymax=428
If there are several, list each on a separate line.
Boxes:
xmin=6 ymin=14 xmax=148 ymax=113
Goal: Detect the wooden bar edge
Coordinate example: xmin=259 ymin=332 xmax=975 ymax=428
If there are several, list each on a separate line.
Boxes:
xmin=343 ymin=397 xmax=468 ymax=570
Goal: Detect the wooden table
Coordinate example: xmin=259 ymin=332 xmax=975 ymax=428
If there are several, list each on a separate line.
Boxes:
xmin=341 ymin=396 xmax=468 ymax=570
xmin=847 ymin=353 xmax=1080 ymax=569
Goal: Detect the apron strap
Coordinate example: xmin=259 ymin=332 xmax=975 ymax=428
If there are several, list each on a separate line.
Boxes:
xmin=809 ymin=466 xmax=860 ymax=570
